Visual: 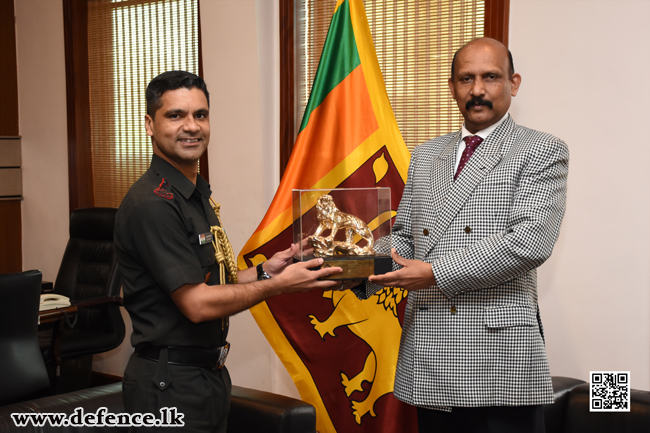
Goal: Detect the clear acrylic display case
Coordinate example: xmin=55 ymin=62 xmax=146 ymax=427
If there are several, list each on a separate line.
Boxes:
xmin=292 ymin=188 xmax=392 ymax=280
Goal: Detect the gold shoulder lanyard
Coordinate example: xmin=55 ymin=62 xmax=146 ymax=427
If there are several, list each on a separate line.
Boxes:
xmin=209 ymin=197 xmax=239 ymax=284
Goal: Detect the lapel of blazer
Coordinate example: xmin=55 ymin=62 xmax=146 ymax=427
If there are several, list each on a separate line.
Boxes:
xmin=424 ymin=116 xmax=516 ymax=256
xmin=428 ymin=131 xmax=460 ymax=215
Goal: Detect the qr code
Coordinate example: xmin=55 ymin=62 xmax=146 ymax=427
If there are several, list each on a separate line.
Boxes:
xmin=590 ymin=371 xmax=630 ymax=412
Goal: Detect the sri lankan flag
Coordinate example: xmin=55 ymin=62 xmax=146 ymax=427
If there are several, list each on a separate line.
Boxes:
xmin=238 ymin=1 xmax=416 ymax=432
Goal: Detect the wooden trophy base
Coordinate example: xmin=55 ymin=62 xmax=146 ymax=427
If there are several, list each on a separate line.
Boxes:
xmin=303 ymin=254 xmax=392 ymax=280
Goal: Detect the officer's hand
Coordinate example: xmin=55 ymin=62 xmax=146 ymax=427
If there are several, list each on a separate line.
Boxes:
xmin=300 ymin=238 xmax=315 ymax=257
xmin=264 ymin=244 xmax=300 ymax=277
xmin=331 ymin=280 xmax=362 ymax=291
xmin=274 ymin=258 xmax=342 ymax=293
xmin=368 ymin=248 xmax=435 ymax=291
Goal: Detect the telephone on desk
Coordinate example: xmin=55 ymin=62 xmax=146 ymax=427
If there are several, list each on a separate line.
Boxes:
xmin=39 ymin=294 xmax=71 ymax=311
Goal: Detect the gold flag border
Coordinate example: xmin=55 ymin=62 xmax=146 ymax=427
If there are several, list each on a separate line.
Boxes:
xmin=243 ymin=1 xmax=411 ymax=431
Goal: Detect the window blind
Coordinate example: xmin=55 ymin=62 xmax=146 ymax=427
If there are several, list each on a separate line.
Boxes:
xmin=296 ymin=0 xmax=485 ymax=152
xmin=87 ymin=0 xmax=199 ymax=207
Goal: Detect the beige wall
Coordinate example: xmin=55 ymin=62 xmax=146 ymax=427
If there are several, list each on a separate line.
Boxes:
xmin=14 ymin=0 xmax=290 ymax=391
xmin=510 ymin=0 xmax=650 ymax=390
xmin=14 ymin=0 xmax=135 ymax=377
xmin=16 ymin=0 xmax=69 ymax=283
xmin=200 ymin=0 xmax=293 ymax=395
xmin=200 ymin=0 xmax=650 ymax=395
xmin=14 ymin=0 xmax=650 ymax=394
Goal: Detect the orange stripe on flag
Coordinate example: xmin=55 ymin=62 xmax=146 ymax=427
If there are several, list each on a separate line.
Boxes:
xmin=258 ymin=64 xmax=377 ymax=232
xmin=240 ymin=1 xmax=418 ymax=431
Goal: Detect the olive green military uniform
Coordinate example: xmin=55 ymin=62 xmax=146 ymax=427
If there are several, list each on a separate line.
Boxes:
xmin=115 ymin=155 xmax=230 ymax=432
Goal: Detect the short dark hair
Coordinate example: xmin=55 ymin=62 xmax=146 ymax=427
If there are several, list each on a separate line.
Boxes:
xmin=450 ymin=42 xmax=515 ymax=81
xmin=146 ymin=71 xmax=209 ymax=117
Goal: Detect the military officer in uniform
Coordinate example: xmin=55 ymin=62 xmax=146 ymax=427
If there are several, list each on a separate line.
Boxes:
xmin=115 ymin=70 xmax=341 ymax=432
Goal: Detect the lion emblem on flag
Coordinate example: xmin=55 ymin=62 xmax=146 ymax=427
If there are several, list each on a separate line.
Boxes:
xmin=308 ymin=285 xmax=407 ymax=424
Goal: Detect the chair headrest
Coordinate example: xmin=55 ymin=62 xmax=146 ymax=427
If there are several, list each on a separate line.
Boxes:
xmin=70 ymin=208 xmax=118 ymax=241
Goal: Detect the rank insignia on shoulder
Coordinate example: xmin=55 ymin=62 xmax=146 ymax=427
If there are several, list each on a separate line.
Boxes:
xmin=154 ymin=178 xmax=174 ymax=200
xmin=199 ymin=232 xmax=214 ymax=245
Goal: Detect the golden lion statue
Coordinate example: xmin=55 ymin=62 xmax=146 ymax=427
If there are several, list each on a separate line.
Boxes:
xmin=308 ymin=195 xmax=375 ymax=257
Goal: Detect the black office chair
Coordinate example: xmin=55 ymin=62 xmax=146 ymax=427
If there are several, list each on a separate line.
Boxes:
xmin=39 ymin=208 xmax=125 ymax=391
xmin=0 ymin=270 xmax=50 ymax=405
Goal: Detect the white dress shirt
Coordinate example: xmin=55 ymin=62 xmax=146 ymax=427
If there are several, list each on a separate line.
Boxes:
xmin=454 ymin=112 xmax=510 ymax=172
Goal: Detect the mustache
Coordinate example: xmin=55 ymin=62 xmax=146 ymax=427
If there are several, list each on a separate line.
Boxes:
xmin=466 ymin=98 xmax=493 ymax=110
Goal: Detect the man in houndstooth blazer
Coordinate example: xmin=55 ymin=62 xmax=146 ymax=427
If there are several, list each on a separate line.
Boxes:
xmin=354 ymin=38 xmax=569 ymax=432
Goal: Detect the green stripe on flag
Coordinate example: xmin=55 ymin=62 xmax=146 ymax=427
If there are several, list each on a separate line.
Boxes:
xmin=298 ymin=0 xmax=360 ymax=133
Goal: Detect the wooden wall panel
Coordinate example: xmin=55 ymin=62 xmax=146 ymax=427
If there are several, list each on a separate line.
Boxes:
xmin=0 ymin=0 xmax=19 ymax=137
xmin=0 ymin=0 xmax=22 ymax=272
xmin=0 ymin=200 xmax=22 ymax=273
xmin=484 ymin=0 xmax=510 ymax=47
xmin=64 ymin=0 xmax=94 ymax=212
xmin=279 ymin=0 xmax=294 ymax=179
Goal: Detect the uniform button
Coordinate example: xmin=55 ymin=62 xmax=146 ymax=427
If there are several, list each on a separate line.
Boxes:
xmin=450 ymin=306 xmax=457 ymax=314
xmin=160 ymin=382 xmax=166 ymax=387
xmin=423 ymin=229 xmax=429 ymax=236
xmin=464 ymin=226 xmax=471 ymax=234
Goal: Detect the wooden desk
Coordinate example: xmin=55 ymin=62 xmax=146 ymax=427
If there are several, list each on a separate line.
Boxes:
xmin=38 ymin=305 xmax=77 ymax=325
xmin=38 ymin=306 xmax=78 ymax=369
xmin=36 ymin=297 xmax=121 ymax=370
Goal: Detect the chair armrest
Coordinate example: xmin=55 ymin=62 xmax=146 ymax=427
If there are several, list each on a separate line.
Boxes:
xmin=72 ymin=296 xmax=123 ymax=308
xmin=564 ymin=384 xmax=650 ymax=433
xmin=227 ymin=385 xmax=316 ymax=433
xmin=41 ymin=281 xmax=54 ymax=293
xmin=544 ymin=376 xmax=587 ymax=433
xmin=0 ymin=383 xmax=315 ymax=433
xmin=0 ymin=383 xmax=125 ymax=432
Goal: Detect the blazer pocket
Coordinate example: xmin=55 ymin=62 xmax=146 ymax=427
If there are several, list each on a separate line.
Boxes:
xmin=484 ymin=305 xmax=537 ymax=328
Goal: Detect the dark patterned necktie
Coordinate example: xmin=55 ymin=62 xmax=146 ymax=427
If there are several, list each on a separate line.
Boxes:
xmin=454 ymin=135 xmax=483 ymax=180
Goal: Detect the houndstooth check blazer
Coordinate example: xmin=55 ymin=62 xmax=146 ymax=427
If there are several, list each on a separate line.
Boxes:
xmin=355 ymin=115 xmax=569 ymax=409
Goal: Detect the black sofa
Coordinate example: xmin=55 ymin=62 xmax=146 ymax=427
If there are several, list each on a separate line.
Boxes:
xmin=0 ymin=383 xmax=315 ymax=433
xmin=544 ymin=376 xmax=650 ymax=433
xmin=1 ymin=377 xmax=648 ymax=432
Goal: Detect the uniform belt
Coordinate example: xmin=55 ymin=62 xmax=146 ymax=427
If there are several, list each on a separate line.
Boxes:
xmin=135 ymin=343 xmax=230 ymax=370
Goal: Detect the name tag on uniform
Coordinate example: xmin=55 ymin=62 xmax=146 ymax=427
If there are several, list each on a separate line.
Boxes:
xmin=198 ymin=232 xmax=214 ymax=245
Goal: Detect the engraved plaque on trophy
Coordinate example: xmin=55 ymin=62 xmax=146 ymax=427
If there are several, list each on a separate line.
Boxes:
xmin=292 ymin=188 xmax=393 ymax=280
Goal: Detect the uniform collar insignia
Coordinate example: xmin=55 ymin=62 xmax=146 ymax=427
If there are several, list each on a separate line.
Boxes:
xmin=150 ymin=154 xmax=204 ymax=199
xmin=154 ymin=178 xmax=174 ymax=200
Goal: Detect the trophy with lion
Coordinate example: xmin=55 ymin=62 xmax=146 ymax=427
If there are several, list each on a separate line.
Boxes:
xmin=308 ymin=194 xmax=375 ymax=257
